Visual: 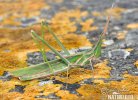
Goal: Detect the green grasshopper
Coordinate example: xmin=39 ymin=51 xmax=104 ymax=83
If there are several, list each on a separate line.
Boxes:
xmin=11 ymin=0 xmax=115 ymax=80
xmin=10 ymin=15 xmax=110 ymax=81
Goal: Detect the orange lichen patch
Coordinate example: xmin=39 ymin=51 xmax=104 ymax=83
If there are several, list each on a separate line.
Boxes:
xmin=15 ymin=49 xmax=38 ymax=61
xmin=126 ymin=23 xmax=138 ymax=29
xmin=43 ymin=84 xmax=62 ymax=95
xmin=0 ymin=27 xmax=33 ymax=43
xmin=49 ymin=21 xmax=77 ymax=37
xmin=0 ymin=78 xmax=30 ymax=96
xmin=56 ymin=90 xmax=78 ymax=100
xmin=14 ymin=33 xmax=91 ymax=52
xmin=93 ymin=74 xmax=138 ymax=95
xmin=19 ymin=80 xmax=60 ymax=98
xmin=93 ymin=60 xmax=111 ymax=78
xmin=117 ymin=32 xmax=127 ymax=40
xmin=24 ymin=85 xmax=41 ymax=97
xmin=0 ymin=92 xmax=23 ymax=100
xmin=93 ymin=80 xmax=105 ymax=84
xmin=60 ymin=33 xmax=92 ymax=49
xmin=0 ymin=0 xmax=47 ymax=16
xmin=108 ymin=74 xmax=138 ymax=95
xmin=0 ymin=0 xmax=48 ymax=26
xmin=55 ymin=68 xmax=92 ymax=84
xmin=134 ymin=60 xmax=138 ymax=68
xmin=92 ymin=11 xmax=102 ymax=17
xmin=2 ymin=16 xmax=21 ymax=26
xmin=0 ymin=52 xmax=26 ymax=70
xmin=81 ymin=11 xmax=88 ymax=17
xmin=50 ymin=10 xmax=91 ymax=34
xmin=77 ymin=74 xmax=138 ymax=99
xmin=80 ymin=19 xmax=98 ymax=32
xmin=92 ymin=7 xmax=125 ymax=18
xmin=125 ymin=48 xmax=133 ymax=52
xmin=55 ymin=73 xmax=138 ymax=100
xmin=0 ymin=38 xmax=14 ymax=47
xmin=0 ymin=67 xmax=5 ymax=76
xmin=0 ymin=22 xmax=92 ymax=50
xmin=49 ymin=20 xmax=76 ymax=35
xmin=77 ymin=85 xmax=101 ymax=100
xmin=104 ymin=7 xmax=125 ymax=18
xmin=22 ymin=80 xmax=42 ymax=98
xmin=0 ymin=80 xmax=20 ymax=94
xmin=52 ymin=10 xmax=88 ymax=20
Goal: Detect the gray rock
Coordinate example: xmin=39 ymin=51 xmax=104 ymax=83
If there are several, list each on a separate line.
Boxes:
xmin=9 ymin=85 xmax=25 ymax=93
xmin=27 ymin=51 xmax=56 ymax=66
xmin=108 ymin=49 xmax=130 ymax=59
xmin=45 ymin=93 xmax=61 ymax=99
xmin=80 ymin=78 xmax=93 ymax=84
xmin=118 ymin=0 xmax=138 ymax=9
xmin=0 ymin=71 xmax=12 ymax=81
xmin=21 ymin=17 xmax=38 ymax=27
xmin=125 ymin=29 xmax=138 ymax=47
xmin=123 ymin=9 xmax=138 ymax=22
xmin=40 ymin=8 xmax=55 ymax=19
xmin=103 ymin=40 xmax=114 ymax=46
xmin=128 ymin=69 xmax=138 ymax=75
xmin=35 ymin=93 xmax=60 ymax=99
xmin=39 ymin=80 xmax=53 ymax=86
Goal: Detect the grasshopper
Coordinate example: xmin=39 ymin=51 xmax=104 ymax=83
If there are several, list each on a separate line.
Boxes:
xmin=10 ymin=17 xmax=109 ymax=81
xmin=11 ymin=2 xmax=116 ymax=81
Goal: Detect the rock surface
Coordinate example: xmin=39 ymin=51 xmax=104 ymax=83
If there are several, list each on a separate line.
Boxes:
xmin=0 ymin=0 xmax=138 ymax=99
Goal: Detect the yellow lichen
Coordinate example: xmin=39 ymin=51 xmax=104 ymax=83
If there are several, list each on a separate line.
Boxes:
xmin=134 ymin=60 xmax=138 ymax=68
xmin=126 ymin=23 xmax=138 ymax=29
xmin=55 ymin=68 xmax=92 ymax=84
xmin=81 ymin=11 xmax=88 ymax=17
xmin=77 ymin=85 xmax=101 ymax=100
xmin=0 ymin=52 xmax=26 ymax=70
xmin=125 ymin=48 xmax=133 ymax=52
xmin=0 ymin=92 xmax=23 ymax=100
xmin=105 ymin=7 xmax=125 ymax=18
xmin=60 ymin=33 xmax=92 ymax=49
xmin=92 ymin=11 xmax=102 ymax=17
xmin=43 ymin=84 xmax=62 ymax=95
xmin=108 ymin=74 xmax=138 ymax=95
xmin=56 ymin=90 xmax=78 ymax=100
xmin=23 ymin=80 xmax=43 ymax=98
xmin=80 ymin=19 xmax=98 ymax=32
xmin=93 ymin=80 xmax=105 ymax=84
xmin=0 ymin=0 xmax=47 ymax=14
xmin=92 ymin=7 xmax=125 ymax=19
xmin=0 ymin=80 xmax=21 ymax=94
xmin=117 ymin=32 xmax=127 ymax=40
xmin=77 ymin=73 xmax=138 ymax=100
xmin=93 ymin=60 xmax=111 ymax=78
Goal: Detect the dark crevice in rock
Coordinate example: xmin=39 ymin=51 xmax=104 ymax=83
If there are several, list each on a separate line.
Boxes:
xmin=9 ymin=85 xmax=26 ymax=93
xmin=53 ymin=80 xmax=81 ymax=96
xmin=0 ymin=71 xmax=12 ymax=81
